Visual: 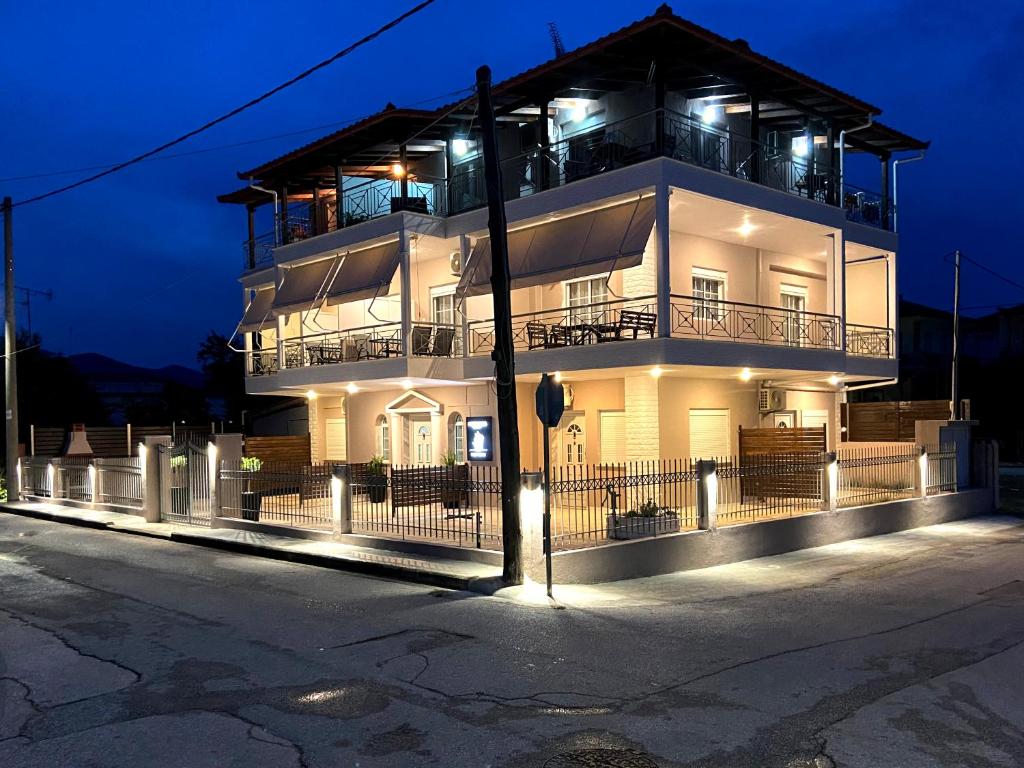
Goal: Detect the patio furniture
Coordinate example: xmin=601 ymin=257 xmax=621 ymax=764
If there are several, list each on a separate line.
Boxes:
xmin=367 ymin=337 xmax=403 ymax=358
xmin=411 ymin=325 xmax=433 ymax=355
xmin=526 ymin=321 xmax=558 ymax=350
xmin=595 ymin=309 xmax=657 ymax=342
xmin=428 ymin=326 xmax=456 ymax=357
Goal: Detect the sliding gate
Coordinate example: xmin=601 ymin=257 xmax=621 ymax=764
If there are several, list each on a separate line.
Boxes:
xmin=158 ymin=441 xmax=211 ymax=526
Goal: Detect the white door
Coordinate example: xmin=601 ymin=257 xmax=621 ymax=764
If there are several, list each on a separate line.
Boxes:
xmin=689 ymin=408 xmax=730 ymax=459
xmin=325 ymin=418 xmax=347 ymax=461
xmin=781 ymin=286 xmax=807 ymax=346
xmin=559 ymin=413 xmax=586 ymax=465
xmin=406 ymin=414 xmax=433 ymax=465
xmin=600 ymin=411 xmax=626 ymax=465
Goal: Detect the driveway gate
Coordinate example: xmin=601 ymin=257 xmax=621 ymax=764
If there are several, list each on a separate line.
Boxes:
xmin=159 ymin=441 xmax=211 ymax=525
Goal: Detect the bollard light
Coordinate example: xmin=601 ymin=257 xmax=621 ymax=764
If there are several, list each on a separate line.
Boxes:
xmin=88 ymin=464 xmax=98 ymax=504
xmin=331 ymin=475 xmax=343 ymax=521
xmin=918 ymin=450 xmax=928 ymax=498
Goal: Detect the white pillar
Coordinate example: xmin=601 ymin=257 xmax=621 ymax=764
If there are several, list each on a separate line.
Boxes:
xmin=331 ymin=464 xmax=352 ymax=535
xmin=697 ymin=459 xmax=718 ymax=531
xmin=209 ymin=433 xmax=243 ymax=527
xmin=88 ymin=462 xmax=99 ymax=510
xmin=916 ymin=446 xmax=928 ymax=499
xmin=141 ymin=435 xmax=171 ymax=523
xmin=655 ymin=183 xmax=671 ymax=337
xmin=399 ymin=228 xmax=412 ymax=356
xmin=822 ymin=451 xmax=838 ymax=512
xmin=430 ymin=410 xmax=443 ymax=465
xmin=388 ymin=412 xmax=402 ymax=465
xmin=519 ymin=471 xmax=546 ymax=583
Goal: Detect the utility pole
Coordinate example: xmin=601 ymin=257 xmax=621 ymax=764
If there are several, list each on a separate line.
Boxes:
xmin=3 ymin=196 xmax=20 ymax=501
xmin=950 ymin=249 xmax=961 ymax=421
xmin=17 ymin=286 xmax=53 ymax=338
xmin=476 ymin=65 xmax=523 ymax=584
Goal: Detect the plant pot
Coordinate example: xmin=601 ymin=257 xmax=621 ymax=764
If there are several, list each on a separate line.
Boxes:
xmin=241 ymin=491 xmax=261 ymax=522
xmin=367 ymin=474 xmax=387 ymax=504
xmin=606 ymin=512 xmax=681 ymax=540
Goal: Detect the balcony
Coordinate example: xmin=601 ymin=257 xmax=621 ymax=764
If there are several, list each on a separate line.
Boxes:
xmin=448 ymin=108 xmax=892 ymax=230
xmin=846 ymin=324 xmax=895 ymax=358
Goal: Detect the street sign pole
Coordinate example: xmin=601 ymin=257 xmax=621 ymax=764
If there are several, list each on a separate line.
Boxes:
xmin=535 ymin=372 xmax=564 ymax=600
xmin=542 ymin=421 xmax=552 ymax=599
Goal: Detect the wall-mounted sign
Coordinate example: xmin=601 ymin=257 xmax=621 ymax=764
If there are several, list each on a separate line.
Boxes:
xmin=466 ymin=417 xmax=494 ymax=462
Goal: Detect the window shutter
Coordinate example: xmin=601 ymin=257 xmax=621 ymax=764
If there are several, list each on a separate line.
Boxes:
xmin=325 ymin=418 xmax=347 ymax=461
xmin=600 ymin=411 xmax=626 ymax=464
xmin=689 ymin=409 xmax=730 ymax=459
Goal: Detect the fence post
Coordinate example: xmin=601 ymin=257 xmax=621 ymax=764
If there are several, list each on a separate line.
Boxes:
xmin=209 ymin=434 xmax=243 ymax=528
xmin=49 ymin=460 xmax=61 ymax=499
xmin=141 ymin=435 xmax=171 ymax=523
xmin=14 ymin=457 xmax=22 ymax=501
xmin=822 ymin=451 xmax=838 ymax=512
xmin=88 ymin=462 xmax=99 ymax=510
xmin=915 ymin=446 xmax=928 ymax=499
xmin=519 ymin=471 xmax=546 ymax=584
xmin=331 ymin=464 xmax=352 ymax=535
xmin=696 ymin=459 xmax=718 ymax=531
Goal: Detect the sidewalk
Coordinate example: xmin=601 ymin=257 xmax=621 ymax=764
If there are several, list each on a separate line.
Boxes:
xmin=0 ymin=500 xmax=504 ymax=593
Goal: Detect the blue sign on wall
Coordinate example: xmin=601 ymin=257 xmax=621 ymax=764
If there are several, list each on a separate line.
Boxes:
xmin=466 ymin=417 xmax=494 ymax=462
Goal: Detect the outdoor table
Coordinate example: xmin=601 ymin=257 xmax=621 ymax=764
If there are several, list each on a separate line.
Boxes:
xmin=367 ymin=337 xmax=403 ymax=358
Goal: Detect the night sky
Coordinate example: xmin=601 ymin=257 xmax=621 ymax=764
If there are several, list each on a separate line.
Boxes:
xmin=1 ymin=0 xmax=1022 ymax=368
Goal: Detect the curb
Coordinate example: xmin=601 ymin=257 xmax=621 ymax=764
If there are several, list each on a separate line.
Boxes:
xmin=1 ymin=505 xmax=503 ymax=594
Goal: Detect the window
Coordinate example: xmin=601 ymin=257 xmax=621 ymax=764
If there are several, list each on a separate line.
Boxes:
xmin=692 ymin=267 xmax=726 ymax=323
xmin=689 ymin=408 xmax=730 ymax=459
xmin=375 ymin=414 xmax=390 ymax=461
xmin=431 ymin=286 xmax=458 ymax=326
xmin=564 ymin=277 xmax=608 ymax=324
xmin=780 ymin=285 xmax=808 ymax=346
xmin=600 ymin=411 xmax=626 ymax=464
xmin=448 ymin=412 xmax=465 ymax=463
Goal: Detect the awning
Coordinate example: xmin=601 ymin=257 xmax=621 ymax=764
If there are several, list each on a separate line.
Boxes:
xmin=271 ymin=257 xmax=339 ymax=316
xmin=458 ymin=196 xmax=656 ymax=296
xmin=238 ymin=288 xmax=275 ymax=333
xmin=324 ymin=240 xmax=402 ymax=306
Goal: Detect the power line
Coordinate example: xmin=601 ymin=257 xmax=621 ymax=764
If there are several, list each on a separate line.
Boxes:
xmin=957 ymin=251 xmax=1024 ymax=294
xmin=0 ymin=85 xmax=473 ymax=185
xmin=10 ymin=0 xmax=437 ymax=208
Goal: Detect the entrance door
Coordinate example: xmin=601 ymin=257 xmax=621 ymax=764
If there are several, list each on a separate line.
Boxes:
xmin=781 ymin=286 xmax=807 ymax=346
xmin=406 ymin=414 xmax=433 ymax=465
xmin=559 ymin=413 xmax=586 ymax=465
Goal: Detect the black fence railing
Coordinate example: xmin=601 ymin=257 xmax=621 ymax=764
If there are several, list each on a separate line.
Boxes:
xmin=837 ymin=444 xmax=918 ymax=507
xmin=671 ymin=295 xmax=842 ymax=350
xmin=845 ymin=324 xmax=895 ymax=358
xmin=220 ymin=461 xmax=334 ymax=529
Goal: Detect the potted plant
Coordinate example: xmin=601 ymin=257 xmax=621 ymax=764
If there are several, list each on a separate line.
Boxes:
xmin=607 ymin=498 xmax=680 ymax=540
xmin=240 ymin=456 xmax=262 ymax=522
xmin=366 ymin=455 xmax=388 ymax=504
xmin=440 ymin=452 xmax=463 ymax=510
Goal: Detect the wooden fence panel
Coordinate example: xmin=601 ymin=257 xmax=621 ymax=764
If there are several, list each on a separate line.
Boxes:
xmin=738 ymin=426 xmax=825 ymax=499
xmin=243 ymin=435 xmax=311 ymax=465
xmin=845 ymin=400 xmax=951 ymax=442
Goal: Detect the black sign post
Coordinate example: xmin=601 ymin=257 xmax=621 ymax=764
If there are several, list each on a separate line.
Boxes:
xmin=535 ymin=373 xmax=564 ymax=598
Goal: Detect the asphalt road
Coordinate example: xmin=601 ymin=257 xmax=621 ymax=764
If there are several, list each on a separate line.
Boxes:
xmin=2 ymin=512 xmax=1024 ymax=768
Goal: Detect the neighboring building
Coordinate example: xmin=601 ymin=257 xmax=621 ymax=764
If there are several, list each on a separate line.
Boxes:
xmin=219 ymin=6 xmax=928 ymax=467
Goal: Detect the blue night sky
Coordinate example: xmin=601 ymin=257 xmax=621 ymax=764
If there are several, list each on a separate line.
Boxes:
xmin=1 ymin=0 xmax=1022 ymax=368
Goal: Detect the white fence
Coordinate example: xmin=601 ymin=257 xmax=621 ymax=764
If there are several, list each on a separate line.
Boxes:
xmin=19 ymin=455 xmax=143 ymax=513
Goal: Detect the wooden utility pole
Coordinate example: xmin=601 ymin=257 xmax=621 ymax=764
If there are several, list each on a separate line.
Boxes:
xmin=3 ymin=196 xmax=19 ymax=501
xmin=476 ymin=65 xmax=523 ymax=583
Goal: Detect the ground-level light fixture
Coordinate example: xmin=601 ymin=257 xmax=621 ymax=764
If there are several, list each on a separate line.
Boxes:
xmin=345 ymin=383 xmax=359 ymax=395
xmin=649 ymin=366 xmax=664 ymax=379
xmin=739 ymin=367 xmax=752 ymax=382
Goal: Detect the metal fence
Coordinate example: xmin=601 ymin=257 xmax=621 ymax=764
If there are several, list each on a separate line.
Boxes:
xmin=19 ymin=456 xmax=53 ymax=497
xmin=350 ymin=463 xmax=503 ymax=549
xmin=837 ymin=444 xmax=919 ymax=507
xmin=219 ymin=460 xmax=333 ymax=530
xmin=547 ymin=460 xmax=699 ymax=550
xmin=715 ymin=453 xmax=826 ymax=524
xmin=96 ymin=457 xmax=143 ymax=509
xmin=925 ymin=443 xmax=957 ymax=494
xmin=18 ymin=455 xmax=142 ymax=511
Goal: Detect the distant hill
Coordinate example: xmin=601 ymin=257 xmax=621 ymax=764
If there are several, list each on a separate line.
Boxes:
xmin=69 ymin=353 xmax=204 ymax=390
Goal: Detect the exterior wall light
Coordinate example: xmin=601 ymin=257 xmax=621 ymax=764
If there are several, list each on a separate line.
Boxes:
xmin=391 ymin=163 xmax=405 ymax=178
xmin=736 ymin=220 xmax=756 ymax=238
xmin=571 ymin=102 xmax=587 ymax=122
xmin=649 ymin=366 xmax=664 ymax=378
xmin=306 ymin=390 xmax=318 ymax=401
xmin=792 ymin=136 xmax=809 ymax=157
xmin=701 ymin=105 xmax=720 ymax=125
xmin=739 ymin=367 xmax=752 ymax=382
xmin=828 ymin=375 xmax=841 ymax=387
xmin=401 ymin=379 xmax=414 ymax=390
xmin=452 ymin=139 xmax=470 ymax=156
xmin=553 ymin=371 xmax=563 ymax=383
xmin=345 ymin=383 xmax=359 ymax=395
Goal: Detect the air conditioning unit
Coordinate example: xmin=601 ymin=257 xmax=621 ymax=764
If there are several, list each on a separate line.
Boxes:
xmin=449 ymin=250 xmax=463 ymax=276
xmin=758 ymin=388 xmax=787 ymax=413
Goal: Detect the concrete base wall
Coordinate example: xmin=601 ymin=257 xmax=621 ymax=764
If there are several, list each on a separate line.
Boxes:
xmin=548 ymin=488 xmax=996 ymax=584
xmin=23 ymin=494 xmax=142 ymax=518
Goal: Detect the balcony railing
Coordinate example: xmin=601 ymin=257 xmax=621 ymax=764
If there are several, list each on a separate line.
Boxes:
xmin=467 ymin=296 xmax=658 ymax=355
xmin=670 ymin=295 xmax=842 ymax=350
xmin=845 ymin=323 xmax=894 ymax=358
xmin=447 ymin=108 xmax=891 ymax=229
xmin=246 ymin=300 xmax=895 ymax=377
xmin=242 ymin=230 xmax=276 ymax=271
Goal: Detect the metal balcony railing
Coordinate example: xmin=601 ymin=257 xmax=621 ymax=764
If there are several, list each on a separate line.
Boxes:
xmin=845 ymin=323 xmax=895 ymax=358
xmin=670 ymin=295 xmax=842 ymax=350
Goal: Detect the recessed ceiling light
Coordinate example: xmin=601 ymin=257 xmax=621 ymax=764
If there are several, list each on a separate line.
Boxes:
xmin=739 ymin=367 xmax=752 ymax=382
xmin=345 ymin=383 xmax=359 ymax=394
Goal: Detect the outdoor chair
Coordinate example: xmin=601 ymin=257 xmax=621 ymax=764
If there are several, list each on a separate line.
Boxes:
xmin=305 ymin=344 xmax=323 ymax=366
xmin=429 ymin=326 xmax=456 ymax=357
xmin=526 ymin=321 xmax=551 ymax=350
xmin=596 ymin=309 xmax=657 ymax=342
xmin=411 ymin=325 xmax=433 ymax=355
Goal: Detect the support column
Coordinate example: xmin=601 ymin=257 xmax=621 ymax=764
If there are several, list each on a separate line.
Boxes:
xmin=308 ymin=397 xmax=323 ymax=463
xmin=141 ymin=435 xmax=171 ymax=523
xmin=696 ymin=459 xmax=718 ymax=530
xmin=654 ymin=53 xmax=665 ymax=155
xmin=209 ymin=434 xmax=243 ymax=525
xmin=280 ymin=186 xmax=289 ymax=243
xmin=822 ymin=451 xmax=838 ymax=512
xmin=334 ymin=165 xmax=344 ymax=230
xmin=246 ymin=205 xmax=256 ymax=269
xmin=804 ymin=121 xmax=815 ymax=200
xmin=399 ymin=228 xmax=412 ymax=356
xmin=825 ymin=120 xmax=837 ymax=205
xmin=535 ymin=97 xmax=550 ymax=191
xmin=880 ymin=153 xmax=891 ymax=230
xmin=625 ymin=375 xmax=661 ymax=461
xmin=915 ymin=446 xmax=928 ymax=499
xmin=749 ymin=94 xmax=761 ymax=184
xmin=388 ymin=413 xmax=402 ymax=465
xmin=655 ymin=184 xmax=671 ymax=337
xmin=399 ymin=143 xmax=409 ymax=203
xmin=430 ymin=410 xmax=443 ymax=465
xmin=331 ymin=464 xmax=352 ymax=535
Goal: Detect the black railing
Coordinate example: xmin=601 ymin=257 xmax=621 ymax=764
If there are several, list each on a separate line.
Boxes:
xmin=845 ymin=323 xmax=894 ymax=358
xmin=671 ymin=295 xmax=841 ymax=350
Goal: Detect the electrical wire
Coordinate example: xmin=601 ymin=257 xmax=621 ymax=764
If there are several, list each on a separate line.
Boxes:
xmin=10 ymin=0 xmax=437 ymax=208
xmin=0 ymin=86 xmax=473 ymax=185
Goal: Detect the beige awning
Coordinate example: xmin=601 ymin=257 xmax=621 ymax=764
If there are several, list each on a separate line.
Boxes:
xmin=271 ymin=257 xmax=339 ymax=316
xmin=238 ymin=287 xmax=275 ymax=333
xmin=324 ymin=240 xmax=401 ymax=306
xmin=458 ymin=196 xmax=656 ymax=297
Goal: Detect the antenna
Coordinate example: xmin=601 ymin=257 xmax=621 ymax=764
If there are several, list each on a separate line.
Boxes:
xmin=547 ymin=22 xmax=566 ymax=57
